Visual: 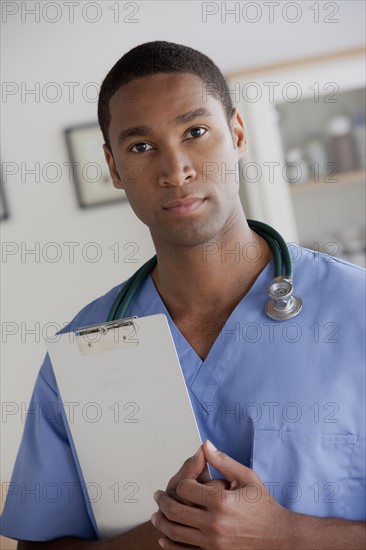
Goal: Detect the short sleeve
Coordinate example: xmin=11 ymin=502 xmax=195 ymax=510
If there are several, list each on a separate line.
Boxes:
xmin=0 ymin=353 xmax=97 ymax=542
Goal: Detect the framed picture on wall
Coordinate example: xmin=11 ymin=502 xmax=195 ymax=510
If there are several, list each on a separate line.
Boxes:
xmin=64 ymin=122 xmax=127 ymax=208
xmin=0 ymin=181 xmax=9 ymax=220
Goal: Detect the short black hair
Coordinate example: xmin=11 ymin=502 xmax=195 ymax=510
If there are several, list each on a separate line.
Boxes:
xmin=97 ymin=40 xmax=234 ymax=149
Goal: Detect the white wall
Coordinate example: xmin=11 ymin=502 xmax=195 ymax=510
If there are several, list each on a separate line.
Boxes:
xmin=1 ymin=0 xmax=365 ymax=524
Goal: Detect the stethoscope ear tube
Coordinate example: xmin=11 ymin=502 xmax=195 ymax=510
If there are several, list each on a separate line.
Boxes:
xmin=250 ymin=227 xmax=282 ymax=277
xmin=107 ymin=256 xmax=157 ymax=322
xmin=247 ymin=219 xmax=293 ymax=278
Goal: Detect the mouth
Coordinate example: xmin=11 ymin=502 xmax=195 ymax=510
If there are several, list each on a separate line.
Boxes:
xmin=162 ymin=197 xmax=206 ymax=216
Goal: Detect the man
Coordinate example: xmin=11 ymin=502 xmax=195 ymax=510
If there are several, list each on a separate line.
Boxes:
xmin=1 ymin=41 xmax=365 ymax=549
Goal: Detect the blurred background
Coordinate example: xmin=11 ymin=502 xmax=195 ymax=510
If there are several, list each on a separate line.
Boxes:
xmin=1 ymin=1 xmax=365 ymax=547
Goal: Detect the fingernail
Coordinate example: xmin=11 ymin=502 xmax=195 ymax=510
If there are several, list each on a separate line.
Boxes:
xmin=207 ymin=440 xmax=217 ymax=452
xmin=153 ymin=491 xmax=158 ymax=502
xmin=151 ymin=512 xmax=157 ymax=526
xmin=158 ymin=538 xmax=165 ymax=548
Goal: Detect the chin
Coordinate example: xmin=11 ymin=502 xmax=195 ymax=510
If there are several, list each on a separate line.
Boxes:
xmin=156 ymin=222 xmax=225 ymax=249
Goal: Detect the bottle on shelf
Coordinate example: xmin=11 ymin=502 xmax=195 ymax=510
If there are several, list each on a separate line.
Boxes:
xmin=304 ymin=136 xmax=329 ymax=183
xmin=285 ymin=148 xmax=309 ymax=185
xmin=326 ymin=115 xmax=358 ymax=173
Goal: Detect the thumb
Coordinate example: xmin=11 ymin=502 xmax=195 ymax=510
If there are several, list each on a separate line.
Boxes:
xmin=202 ymin=440 xmax=256 ymax=485
xmin=166 ymin=445 xmax=207 ymax=492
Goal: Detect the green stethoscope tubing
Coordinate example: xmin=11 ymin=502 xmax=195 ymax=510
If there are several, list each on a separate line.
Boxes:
xmin=248 ymin=219 xmax=293 ymax=279
xmin=107 ymin=255 xmax=158 ymax=322
xmin=107 ymin=219 xmax=298 ymax=322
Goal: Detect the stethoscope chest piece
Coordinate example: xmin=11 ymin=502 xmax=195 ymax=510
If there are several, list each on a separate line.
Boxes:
xmin=265 ymin=276 xmax=303 ymax=321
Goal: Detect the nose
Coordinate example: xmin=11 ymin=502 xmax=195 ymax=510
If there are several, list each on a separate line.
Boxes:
xmin=157 ymin=147 xmax=196 ymax=187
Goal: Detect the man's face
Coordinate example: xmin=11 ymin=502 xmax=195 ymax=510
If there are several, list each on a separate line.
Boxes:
xmin=104 ymin=72 xmax=246 ymax=248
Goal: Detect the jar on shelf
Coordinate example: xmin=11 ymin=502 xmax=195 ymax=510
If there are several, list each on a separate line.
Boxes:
xmin=326 ymin=115 xmax=358 ymax=173
xmin=284 ymin=148 xmax=309 ymax=185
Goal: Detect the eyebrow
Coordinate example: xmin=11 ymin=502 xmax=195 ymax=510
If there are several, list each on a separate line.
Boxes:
xmin=116 ymin=107 xmax=213 ymax=146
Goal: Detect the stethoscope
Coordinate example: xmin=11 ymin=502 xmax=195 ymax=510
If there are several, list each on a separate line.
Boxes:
xmin=107 ymin=220 xmax=303 ymax=323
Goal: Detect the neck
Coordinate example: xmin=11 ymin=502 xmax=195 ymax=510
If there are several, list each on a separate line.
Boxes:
xmin=150 ymin=217 xmax=272 ymax=318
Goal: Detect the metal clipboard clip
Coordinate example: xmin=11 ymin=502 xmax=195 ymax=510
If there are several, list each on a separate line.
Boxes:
xmin=75 ymin=317 xmax=139 ymax=356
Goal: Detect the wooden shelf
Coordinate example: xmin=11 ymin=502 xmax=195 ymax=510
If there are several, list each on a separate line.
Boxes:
xmin=290 ymin=170 xmax=366 ymax=194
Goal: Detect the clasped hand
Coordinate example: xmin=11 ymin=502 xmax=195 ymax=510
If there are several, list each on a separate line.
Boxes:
xmin=151 ymin=440 xmax=296 ymax=549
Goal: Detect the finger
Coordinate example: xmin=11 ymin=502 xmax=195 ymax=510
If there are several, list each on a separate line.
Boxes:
xmin=197 ymin=464 xmax=211 ymax=484
xmin=202 ymin=440 xmax=257 ymax=485
xmin=151 ymin=511 xmax=206 ymax=548
xmin=154 ymin=490 xmax=206 ymax=529
xmin=176 ymin=478 xmax=228 ymax=508
xmin=166 ymin=446 xmax=207 ymax=492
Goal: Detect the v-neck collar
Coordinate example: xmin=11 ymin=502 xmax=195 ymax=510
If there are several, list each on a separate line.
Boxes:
xmin=140 ymin=257 xmax=275 ymax=403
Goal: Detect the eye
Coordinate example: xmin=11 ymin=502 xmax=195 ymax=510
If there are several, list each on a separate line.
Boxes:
xmin=129 ymin=142 xmax=153 ymax=153
xmin=186 ymin=126 xmax=207 ymax=139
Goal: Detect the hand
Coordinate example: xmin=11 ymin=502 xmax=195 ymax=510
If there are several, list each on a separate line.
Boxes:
xmin=164 ymin=444 xmax=211 ymax=506
xmin=151 ymin=440 xmax=296 ymax=549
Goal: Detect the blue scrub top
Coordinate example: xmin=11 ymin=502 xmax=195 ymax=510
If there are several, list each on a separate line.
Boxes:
xmin=1 ymin=244 xmax=365 ymax=541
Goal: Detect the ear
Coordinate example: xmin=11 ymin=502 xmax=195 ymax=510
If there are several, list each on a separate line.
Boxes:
xmin=230 ymin=108 xmax=247 ymax=158
xmin=103 ymin=144 xmax=124 ymax=189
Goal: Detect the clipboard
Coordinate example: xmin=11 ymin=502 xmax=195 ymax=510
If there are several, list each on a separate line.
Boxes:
xmin=46 ymin=314 xmax=203 ymax=539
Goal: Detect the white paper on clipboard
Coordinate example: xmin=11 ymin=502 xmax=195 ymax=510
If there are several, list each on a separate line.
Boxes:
xmin=46 ymin=314 xmax=203 ymax=539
